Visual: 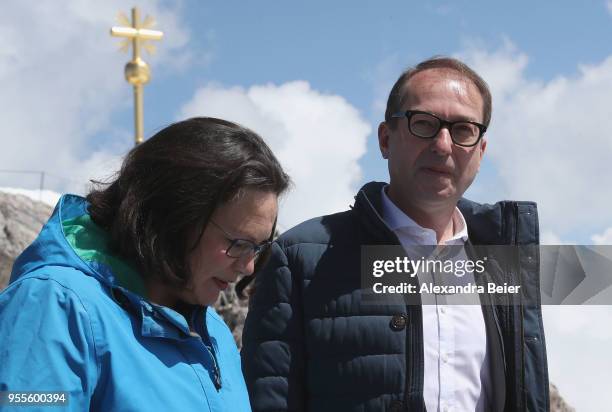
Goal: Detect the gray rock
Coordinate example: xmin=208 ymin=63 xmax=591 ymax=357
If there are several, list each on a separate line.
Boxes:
xmin=0 ymin=192 xmax=53 ymax=290
xmin=215 ymin=285 xmax=249 ymax=348
xmin=550 ymin=383 xmax=576 ymax=412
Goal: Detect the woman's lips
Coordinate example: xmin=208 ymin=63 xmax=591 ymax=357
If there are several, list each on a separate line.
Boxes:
xmin=213 ymin=277 xmax=229 ymax=290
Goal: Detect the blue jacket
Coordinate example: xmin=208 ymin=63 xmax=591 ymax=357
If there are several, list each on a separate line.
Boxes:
xmin=0 ymin=195 xmax=251 ymax=412
xmin=242 ymin=181 xmax=549 ymax=412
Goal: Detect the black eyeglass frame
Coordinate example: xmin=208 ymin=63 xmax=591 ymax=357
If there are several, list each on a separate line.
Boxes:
xmin=209 ymin=219 xmax=272 ymax=259
xmin=391 ymin=110 xmax=487 ymax=147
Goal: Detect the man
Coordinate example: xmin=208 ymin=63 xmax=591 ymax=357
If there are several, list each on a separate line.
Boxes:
xmin=241 ymin=57 xmax=549 ymax=412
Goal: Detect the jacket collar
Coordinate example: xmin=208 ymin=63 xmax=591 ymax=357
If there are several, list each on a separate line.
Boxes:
xmin=352 ymin=182 xmax=400 ymax=245
xmin=353 ymin=181 xmax=536 ymax=246
xmin=12 ymin=194 xmax=201 ymax=340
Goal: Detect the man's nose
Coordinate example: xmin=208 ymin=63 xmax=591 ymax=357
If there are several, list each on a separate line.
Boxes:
xmin=430 ymin=126 xmax=453 ymax=155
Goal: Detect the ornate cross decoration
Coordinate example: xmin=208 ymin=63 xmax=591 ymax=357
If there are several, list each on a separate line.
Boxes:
xmin=111 ymin=7 xmax=163 ymax=145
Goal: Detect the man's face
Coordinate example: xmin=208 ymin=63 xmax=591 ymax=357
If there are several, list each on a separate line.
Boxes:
xmin=378 ymin=68 xmax=487 ymax=212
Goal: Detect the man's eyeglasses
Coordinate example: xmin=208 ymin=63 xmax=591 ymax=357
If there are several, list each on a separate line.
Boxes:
xmin=209 ymin=220 xmax=271 ymax=259
xmin=391 ymin=110 xmax=487 ymax=147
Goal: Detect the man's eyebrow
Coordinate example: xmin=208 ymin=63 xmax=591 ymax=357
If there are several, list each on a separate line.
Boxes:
xmin=412 ymin=109 xmax=480 ymax=123
xmin=452 ymin=115 xmax=480 ymax=122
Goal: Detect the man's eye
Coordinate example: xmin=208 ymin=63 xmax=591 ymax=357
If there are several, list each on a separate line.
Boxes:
xmin=411 ymin=117 xmax=438 ymax=134
xmin=413 ymin=120 xmax=435 ymax=128
xmin=412 ymin=120 xmax=437 ymax=136
xmin=453 ymin=123 xmax=477 ymax=136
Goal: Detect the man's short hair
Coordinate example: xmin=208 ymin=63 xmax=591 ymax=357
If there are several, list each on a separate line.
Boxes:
xmin=385 ymin=56 xmax=492 ymax=129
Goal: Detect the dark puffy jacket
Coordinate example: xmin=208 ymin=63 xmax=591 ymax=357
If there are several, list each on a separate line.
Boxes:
xmin=242 ymin=181 xmax=549 ymax=412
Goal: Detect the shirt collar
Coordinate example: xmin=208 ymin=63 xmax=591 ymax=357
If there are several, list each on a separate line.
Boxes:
xmin=380 ymin=185 xmax=468 ymax=244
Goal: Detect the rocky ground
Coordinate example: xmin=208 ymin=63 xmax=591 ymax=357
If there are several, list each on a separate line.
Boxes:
xmin=0 ymin=192 xmax=575 ymax=411
xmin=0 ymin=192 xmax=54 ymax=288
xmin=550 ymin=383 xmax=576 ymax=412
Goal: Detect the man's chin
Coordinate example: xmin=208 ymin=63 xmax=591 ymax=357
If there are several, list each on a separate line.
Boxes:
xmin=420 ymin=185 xmax=458 ymax=204
xmin=389 ymin=182 xmax=457 ymax=209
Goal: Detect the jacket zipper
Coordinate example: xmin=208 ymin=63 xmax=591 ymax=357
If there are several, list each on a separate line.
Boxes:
xmin=201 ymin=339 xmax=222 ymax=390
xmin=190 ymin=309 xmax=223 ymax=391
xmin=513 ymin=203 xmax=526 ymax=411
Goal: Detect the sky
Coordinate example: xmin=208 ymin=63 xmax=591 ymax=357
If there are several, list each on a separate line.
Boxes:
xmin=2 ymin=1 xmax=612 ymax=410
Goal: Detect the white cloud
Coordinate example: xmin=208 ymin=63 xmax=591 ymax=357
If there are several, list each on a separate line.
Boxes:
xmin=542 ymin=306 xmax=612 ymax=411
xmin=179 ymin=81 xmax=371 ymax=229
xmin=458 ymin=41 xmax=612 ymax=240
xmin=607 ymin=0 xmax=612 ymax=16
xmin=592 ymin=227 xmax=612 ymax=244
xmin=458 ymin=39 xmax=529 ymax=101
xmin=0 ymin=0 xmax=189 ymax=194
xmin=541 ymin=230 xmax=571 ymax=245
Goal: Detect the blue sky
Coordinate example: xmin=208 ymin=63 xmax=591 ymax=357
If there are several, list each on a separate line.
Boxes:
xmin=93 ymin=0 xmax=612 ymax=242
xmin=2 ymin=1 xmax=612 ymax=410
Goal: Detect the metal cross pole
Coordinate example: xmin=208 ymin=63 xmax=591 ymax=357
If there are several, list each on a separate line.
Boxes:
xmin=110 ymin=7 xmax=163 ymax=145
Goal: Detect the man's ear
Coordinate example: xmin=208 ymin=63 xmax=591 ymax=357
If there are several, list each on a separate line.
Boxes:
xmin=479 ymin=138 xmax=487 ymax=160
xmin=378 ymin=122 xmax=390 ymax=159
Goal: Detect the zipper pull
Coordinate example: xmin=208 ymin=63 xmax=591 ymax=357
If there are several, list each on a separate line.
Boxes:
xmin=205 ymin=342 xmax=222 ymax=391
xmin=213 ymin=367 xmax=222 ymax=390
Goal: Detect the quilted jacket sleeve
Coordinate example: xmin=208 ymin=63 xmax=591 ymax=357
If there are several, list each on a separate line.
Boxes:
xmin=241 ymin=241 xmax=306 ymax=412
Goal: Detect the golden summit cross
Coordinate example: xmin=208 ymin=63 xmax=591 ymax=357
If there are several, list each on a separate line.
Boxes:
xmin=111 ymin=7 xmax=164 ymax=145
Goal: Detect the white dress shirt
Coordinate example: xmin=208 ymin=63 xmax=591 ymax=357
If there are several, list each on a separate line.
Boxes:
xmin=381 ymin=187 xmax=491 ymax=412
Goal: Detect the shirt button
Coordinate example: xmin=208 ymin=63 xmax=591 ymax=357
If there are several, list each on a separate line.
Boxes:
xmin=440 ymin=306 xmax=446 ymax=314
xmin=390 ymin=314 xmax=407 ymax=331
xmin=442 ymin=353 xmax=449 ymax=363
xmin=388 ymin=400 xmax=404 ymax=412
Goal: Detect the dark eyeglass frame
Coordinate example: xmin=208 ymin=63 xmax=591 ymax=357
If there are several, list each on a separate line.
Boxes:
xmin=209 ymin=220 xmax=272 ymax=259
xmin=391 ymin=110 xmax=487 ymax=147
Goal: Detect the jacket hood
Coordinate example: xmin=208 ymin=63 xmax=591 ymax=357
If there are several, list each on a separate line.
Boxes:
xmin=10 ymin=194 xmax=146 ymax=296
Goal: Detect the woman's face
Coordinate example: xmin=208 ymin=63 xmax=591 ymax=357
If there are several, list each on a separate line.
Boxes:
xmin=182 ymin=189 xmax=278 ymax=306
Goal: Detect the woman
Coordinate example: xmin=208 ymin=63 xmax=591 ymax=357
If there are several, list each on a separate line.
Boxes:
xmin=0 ymin=117 xmax=290 ymax=411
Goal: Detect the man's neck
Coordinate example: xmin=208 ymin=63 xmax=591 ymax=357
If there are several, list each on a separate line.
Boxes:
xmin=387 ymin=188 xmax=458 ymax=244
